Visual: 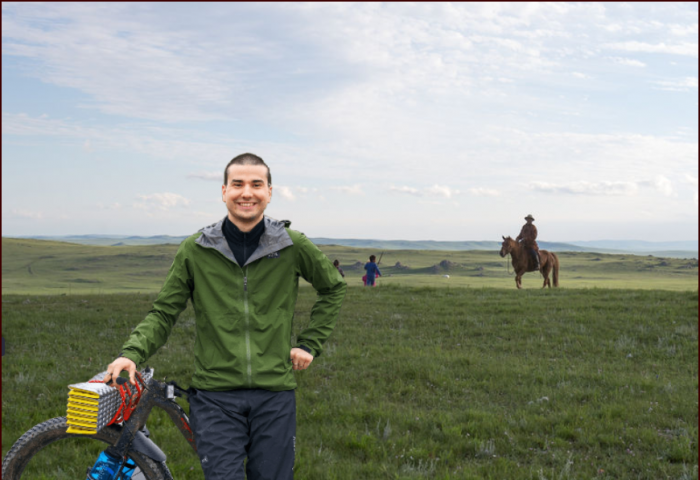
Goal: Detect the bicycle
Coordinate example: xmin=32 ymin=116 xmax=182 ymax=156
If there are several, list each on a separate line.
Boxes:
xmin=2 ymin=367 xmax=196 ymax=479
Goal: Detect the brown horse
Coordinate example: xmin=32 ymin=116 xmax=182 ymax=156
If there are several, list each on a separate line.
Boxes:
xmin=499 ymin=236 xmax=559 ymax=289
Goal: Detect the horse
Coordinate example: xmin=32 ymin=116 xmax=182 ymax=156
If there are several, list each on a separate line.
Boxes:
xmin=499 ymin=236 xmax=559 ymax=289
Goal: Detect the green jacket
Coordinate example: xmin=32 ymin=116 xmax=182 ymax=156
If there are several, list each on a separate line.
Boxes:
xmin=120 ymin=216 xmax=346 ymax=391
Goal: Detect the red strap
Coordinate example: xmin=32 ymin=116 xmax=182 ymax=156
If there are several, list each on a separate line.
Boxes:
xmin=87 ymin=372 xmax=147 ymax=426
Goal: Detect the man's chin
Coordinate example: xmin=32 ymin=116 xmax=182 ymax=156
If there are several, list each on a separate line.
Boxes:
xmin=231 ymin=212 xmax=264 ymax=224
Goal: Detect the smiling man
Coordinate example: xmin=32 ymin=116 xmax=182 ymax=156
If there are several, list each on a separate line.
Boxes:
xmin=105 ymin=153 xmax=347 ymax=479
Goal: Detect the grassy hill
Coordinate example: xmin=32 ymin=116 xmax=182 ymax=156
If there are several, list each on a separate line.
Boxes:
xmin=2 ymin=238 xmax=697 ymax=478
xmin=1 ymin=238 xmax=176 ymax=295
xmin=6 ymin=235 xmax=697 ymax=258
xmin=2 ymin=238 xmax=697 ymax=295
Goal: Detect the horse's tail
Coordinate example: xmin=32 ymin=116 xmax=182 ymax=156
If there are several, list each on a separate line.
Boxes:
xmin=552 ymin=252 xmax=559 ymax=287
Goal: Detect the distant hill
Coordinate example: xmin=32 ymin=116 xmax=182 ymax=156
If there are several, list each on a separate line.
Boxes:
xmin=12 ymin=234 xmax=191 ymax=246
xmin=567 ymin=240 xmax=698 ymax=252
xmin=309 ymin=238 xmax=697 ymax=259
xmin=4 ymin=235 xmax=697 ymax=258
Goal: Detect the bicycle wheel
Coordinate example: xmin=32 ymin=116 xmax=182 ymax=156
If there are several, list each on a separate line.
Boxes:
xmin=2 ymin=417 xmax=173 ymax=480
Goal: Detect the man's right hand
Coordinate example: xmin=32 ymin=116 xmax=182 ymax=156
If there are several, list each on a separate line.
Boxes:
xmin=104 ymin=357 xmax=137 ymax=385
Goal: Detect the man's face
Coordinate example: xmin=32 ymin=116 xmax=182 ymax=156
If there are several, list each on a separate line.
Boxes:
xmin=222 ymin=164 xmax=272 ymax=229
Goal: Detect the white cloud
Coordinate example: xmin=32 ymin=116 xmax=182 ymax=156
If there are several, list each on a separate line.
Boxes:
xmin=469 ymin=188 xmax=501 ymax=197
xmin=645 ymin=176 xmax=676 ymax=197
xmin=604 ymin=41 xmax=699 ymax=57
xmin=390 ymin=186 xmax=421 ymax=196
xmin=1 ymin=3 xmax=238 ymax=122
xmin=529 ymin=180 xmax=639 ymax=196
xmin=669 ymin=23 xmax=699 ymax=37
xmin=530 ymin=177 xmax=685 ymax=198
xmin=276 ymin=186 xmax=295 ymax=201
xmin=572 ymin=72 xmax=591 ymax=79
xmin=6 ymin=209 xmax=44 ymax=220
xmin=330 ymin=185 xmax=364 ymax=196
xmin=653 ymin=77 xmax=698 ymax=91
xmin=134 ymin=193 xmax=191 ymax=210
xmin=188 ymin=172 xmax=222 ymax=182
xmin=608 ymin=56 xmax=646 ymax=67
xmin=389 ymin=185 xmax=458 ymax=198
xmin=425 ymin=185 xmax=458 ymax=198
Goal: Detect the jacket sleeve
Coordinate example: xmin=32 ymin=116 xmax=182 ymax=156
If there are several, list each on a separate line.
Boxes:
xmin=295 ymin=234 xmax=347 ymax=357
xmin=119 ymin=241 xmax=193 ymax=365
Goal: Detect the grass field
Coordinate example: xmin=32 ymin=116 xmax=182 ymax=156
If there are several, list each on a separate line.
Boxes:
xmin=2 ymin=287 xmax=698 ymax=479
xmin=2 ymin=238 xmax=698 ymax=295
xmin=1 ymin=238 xmax=698 ymax=478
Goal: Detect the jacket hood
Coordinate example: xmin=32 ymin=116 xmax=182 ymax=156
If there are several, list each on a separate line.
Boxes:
xmin=195 ymin=216 xmax=294 ymax=267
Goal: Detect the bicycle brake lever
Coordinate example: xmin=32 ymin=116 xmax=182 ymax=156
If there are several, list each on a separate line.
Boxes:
xmin=165 ymin=381 xmax=189 ymax=399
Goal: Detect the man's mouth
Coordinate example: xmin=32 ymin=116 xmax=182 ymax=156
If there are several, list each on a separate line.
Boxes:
xmin=238 ymin=202 xmax=256 ymax=207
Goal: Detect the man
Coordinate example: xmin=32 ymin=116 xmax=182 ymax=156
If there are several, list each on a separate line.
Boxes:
xmin=104 ymin=153 xmax=346 ymax=479
xmin=516 ymin=214 xmax=540 ymax=271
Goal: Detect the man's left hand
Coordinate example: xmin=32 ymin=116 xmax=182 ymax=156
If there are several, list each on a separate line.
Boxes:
xmin=290 ymin=348 xmax=314 ymax=370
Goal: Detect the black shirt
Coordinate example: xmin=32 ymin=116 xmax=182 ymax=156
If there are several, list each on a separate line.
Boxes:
xmin=222 ymin=217 xmax=265 ymax=266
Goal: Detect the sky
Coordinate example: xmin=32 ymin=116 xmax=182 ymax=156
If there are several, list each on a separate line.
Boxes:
xmin=2 ymin=2 xmax=698 ymax=242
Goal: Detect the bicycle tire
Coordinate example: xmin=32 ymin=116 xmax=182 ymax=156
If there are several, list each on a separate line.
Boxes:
xmin=2 ymin=417 xmax=173 ymax=480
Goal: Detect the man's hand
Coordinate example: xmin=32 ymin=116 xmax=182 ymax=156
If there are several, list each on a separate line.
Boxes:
xmin=290 ymin=348 xmax=314 ymax=371
xmin=104 ymin=357 xmax=137 ymax=385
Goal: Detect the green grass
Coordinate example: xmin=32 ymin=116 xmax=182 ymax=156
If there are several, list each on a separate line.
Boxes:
xmin=2 ymin=287 xmax=697 ymax=479
xmin=2 ymin=238 xmax=698 ymax=295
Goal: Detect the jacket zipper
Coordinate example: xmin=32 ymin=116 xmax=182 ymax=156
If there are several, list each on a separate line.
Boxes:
xmin=244 ymin=267 xmax=252 ymax=388
xmin=242 ymin=236 xmax=253 ymax=388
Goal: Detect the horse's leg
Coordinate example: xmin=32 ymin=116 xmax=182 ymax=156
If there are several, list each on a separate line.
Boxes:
xmin=516 ymin=273 xmax=522 ymax=289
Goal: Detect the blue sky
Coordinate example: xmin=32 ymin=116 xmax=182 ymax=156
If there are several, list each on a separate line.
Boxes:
xmin=2 ymin=2 xmax=697 ymax=242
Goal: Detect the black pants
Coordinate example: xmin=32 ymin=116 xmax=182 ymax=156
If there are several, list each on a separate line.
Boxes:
xmin=189 ymin=388 xmax=296 ymax=480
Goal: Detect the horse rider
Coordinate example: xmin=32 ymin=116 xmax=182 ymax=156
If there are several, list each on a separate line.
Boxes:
xmin=516 ymin=214 xmax=540 ymax=271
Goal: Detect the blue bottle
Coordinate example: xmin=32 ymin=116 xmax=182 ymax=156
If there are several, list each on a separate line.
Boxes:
xmin=88 ymin=450 xmax=137 ymax=480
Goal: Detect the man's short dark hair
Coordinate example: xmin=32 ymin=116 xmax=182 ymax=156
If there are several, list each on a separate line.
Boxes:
xmin=369 ymin=255 xmax=376 ymax=262
xmin=224 ymin=153 xmax=272 ymax=186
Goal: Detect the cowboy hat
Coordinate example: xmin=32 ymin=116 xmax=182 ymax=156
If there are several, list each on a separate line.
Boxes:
xmin=524 ymin=214 xmax=535 ymax=221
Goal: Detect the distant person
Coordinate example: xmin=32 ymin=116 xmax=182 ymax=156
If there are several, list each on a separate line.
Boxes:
xmin=364 ymin=255 xmax=382 ymax=287
xmin=333 ymin=259 xmax=345 ymax=278
xmin=516 ymin=214 xmax=540 ymax=271
xmin=104 ymin=153 xmax=346 ymax=479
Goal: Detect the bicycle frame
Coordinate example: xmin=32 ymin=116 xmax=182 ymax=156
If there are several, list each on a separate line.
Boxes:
xmin=105 ymin=372 xmax=197 ymax=464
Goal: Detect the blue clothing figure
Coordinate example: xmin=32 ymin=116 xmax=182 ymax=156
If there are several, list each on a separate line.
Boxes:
xmin=364 ymin=256 xmax=382 ymax=287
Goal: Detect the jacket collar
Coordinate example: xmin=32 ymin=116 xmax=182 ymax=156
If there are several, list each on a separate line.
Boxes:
xmin=195 ymin=216 xmax=294 ymax=266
